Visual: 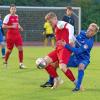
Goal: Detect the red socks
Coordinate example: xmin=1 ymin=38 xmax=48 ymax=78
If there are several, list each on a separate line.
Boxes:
xmin=45 ymin=65 xmax=75 ymax=81
xmin=64 ymin=69 xmax=75 ymax=82
xmin=19 ymin=50 xmax=23 ymax=63
xmin=45 ymin=64 xmax=58 ymax=78
xmin=5 ymin=51 xmax=11 ymax=62
xmin=5 ymin=50 xmax=23 ymax=63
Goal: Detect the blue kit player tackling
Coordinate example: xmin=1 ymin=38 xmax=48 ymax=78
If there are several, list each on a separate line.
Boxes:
xmin=40 ymin=23 xmax=99 ymax=92
xmin=65 ymin=23 xmax=99 ymax=91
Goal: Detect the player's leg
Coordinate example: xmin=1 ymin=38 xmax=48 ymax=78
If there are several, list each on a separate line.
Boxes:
xmin=45 ymin=54 xmax=78 ymax=87
xmin=59 ymin=63 xmax=75 ymax=82
xmin=1 ymin=42 xmax=6 ymax=58
xmin=58 ymin=49 xmax=76 ymax=84
xmin=42 ymin=53 xmax=79 ymax=88
xmin=44 ymin=35 xmax=48 ymax=46
xmin=44 ymin=38 xmax=48 ymax=46
xmin=50 ymin=34 xmax=55 ymax=47
xmin=41 ymin=54 xmax=78 ymax=88
xmin=4 ymin=39 xmax=14 ymax=67
xmin=40 ymin=61 xmax=59 ymax=88
xmin=0 ymin=33 xmax=5 ymax=58
xmin=17 ymin=46 xmax=25 ymax=69
xmin=45 ymin=61 xmax=63 ymax=89
xmin=40 ymin=50 xmax=63 ymax=88
xmin=15 ymin=36 xmax=25 ymax=69
xmin=43 ymin=53 xmax=58 ymax=79
xmin=73 ymin=61 xmax=89 ymax=92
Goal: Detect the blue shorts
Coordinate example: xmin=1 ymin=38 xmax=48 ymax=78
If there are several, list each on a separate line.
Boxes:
xmin=0 ymin=32 xmax=3 ymax=43
xmin=67 ymin=54 xmax=90 ymax=69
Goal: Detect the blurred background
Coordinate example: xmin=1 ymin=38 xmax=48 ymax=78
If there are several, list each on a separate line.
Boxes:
xmin=0 ymin=0 xmax=100 ymax=43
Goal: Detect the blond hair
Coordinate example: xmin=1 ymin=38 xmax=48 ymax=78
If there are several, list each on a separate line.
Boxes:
xmin=45 ymin=12 xmax=57 ymax=21
xmin=90 ymin=23 xmax=99 ymax=33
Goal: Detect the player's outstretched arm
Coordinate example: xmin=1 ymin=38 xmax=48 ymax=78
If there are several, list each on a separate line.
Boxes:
xmin=65 ymin=43 xmax=90 ymax=54
xmin=60 ymin=40 xmax=92 ymax=54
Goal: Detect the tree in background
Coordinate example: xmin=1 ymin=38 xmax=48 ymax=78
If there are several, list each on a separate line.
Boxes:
xmin=0 ymin=0 xmax=99 ymax=33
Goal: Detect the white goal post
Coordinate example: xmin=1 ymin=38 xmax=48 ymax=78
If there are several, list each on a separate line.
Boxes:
xmin=0 ymin=6 xmax=81 ymax=41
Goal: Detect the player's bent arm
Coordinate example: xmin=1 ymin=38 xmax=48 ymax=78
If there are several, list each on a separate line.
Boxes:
xmin=2 ymin=24 xmax=14 ymax=29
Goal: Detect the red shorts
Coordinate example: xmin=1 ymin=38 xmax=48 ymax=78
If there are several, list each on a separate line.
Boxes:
xmin=6 ymin=35 xmax=23 ymax=50
xmin=48 ymin=48 xmax=71 ymax=64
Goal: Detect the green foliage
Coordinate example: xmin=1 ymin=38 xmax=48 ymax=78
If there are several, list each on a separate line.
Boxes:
xmin=76 ymin=0 xmax=100 ymax=30
xmin=0 ymin=0 xmax=100 ymax=31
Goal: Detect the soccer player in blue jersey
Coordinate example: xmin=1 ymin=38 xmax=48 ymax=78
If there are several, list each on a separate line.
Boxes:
xmin=61 ymin=23 xmax=99 ymax=91
xmin=0 ymin=14 xmax=5 ymax=58
xmin=40 ymin=23 xmax=99 ymax=92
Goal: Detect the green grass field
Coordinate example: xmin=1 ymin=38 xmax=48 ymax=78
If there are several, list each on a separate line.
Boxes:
xmin=0 ymin=46 xmax=100 ymax=100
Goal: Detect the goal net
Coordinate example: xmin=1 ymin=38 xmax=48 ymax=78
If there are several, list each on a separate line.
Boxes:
xmin=0 ymin=6 xmax=81 ymax=41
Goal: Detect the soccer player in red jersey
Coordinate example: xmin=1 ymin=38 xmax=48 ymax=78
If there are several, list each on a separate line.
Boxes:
xmin=37 ymin=12 xmax=76 ymax=89
xmin=2 ymin=4 xmax=25 ymax=69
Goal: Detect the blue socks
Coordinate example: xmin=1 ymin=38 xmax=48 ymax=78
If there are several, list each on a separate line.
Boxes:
xmin=48 ymin=76 xmax=54 ymax=84
xmin=48 ymin=70 xmax=84 ymax=89
xmin=1 ymin=47 xmax=5 ymax=57
xmin=76 ymin=70 xmax=84 ymax=89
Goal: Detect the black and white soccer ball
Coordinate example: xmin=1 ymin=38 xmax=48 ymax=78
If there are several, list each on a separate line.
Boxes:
xmin=36 ymin=58 xmax=47 ymax=69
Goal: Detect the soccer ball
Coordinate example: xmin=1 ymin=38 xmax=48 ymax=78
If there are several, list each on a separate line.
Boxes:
xmin=36 ymin=58 xmax=47 ymax=69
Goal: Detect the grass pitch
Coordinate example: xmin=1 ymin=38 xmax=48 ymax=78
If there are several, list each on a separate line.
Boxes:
xmin=0 ymin=46 xmax=100 ymax=100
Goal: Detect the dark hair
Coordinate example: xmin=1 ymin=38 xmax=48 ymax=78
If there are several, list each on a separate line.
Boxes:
xmin=66 ymin=6 xmax=73 ymax=11
xmin=10 ymin=4 xmax=16 ymax=8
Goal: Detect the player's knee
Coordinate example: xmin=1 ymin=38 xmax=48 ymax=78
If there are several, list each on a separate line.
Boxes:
xmin=44 ymin=56 xmax=52 ymax=65
xmin=7 ymin=49 xmax=12 ymax=53
xmin=59 ymin=64 xmax=67 ymax=72
xmin=18 ymin=46 xmax=23 ymax=51
xmin=59 ymin=66 xmax=63 ymax=71
xmin=51 ymin=61 xmax=59 ymax=69
xmin=78 ymin=63 xmax=85 ymax=70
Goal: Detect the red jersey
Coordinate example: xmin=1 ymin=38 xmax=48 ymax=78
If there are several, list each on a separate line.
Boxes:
xmin=3 ymin=14 xmax=20 ymax=39
xmin=55 ymin=21 xmax=74 ymax=49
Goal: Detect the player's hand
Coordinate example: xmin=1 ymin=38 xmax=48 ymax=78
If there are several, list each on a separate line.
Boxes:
xmin=20 ymin=27 xmax=24 ymax=32
xmin=60 ymin=40 xmax=66 ymax=46
xmin=69 ymin=42 xmax=75 ymax=47
xmin=18 ymin=24 xmax=24 ymax=31
xmin=57 ymin=40 xmax=66 ymax=46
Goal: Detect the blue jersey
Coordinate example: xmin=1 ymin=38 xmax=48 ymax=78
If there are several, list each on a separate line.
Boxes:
xmin=65 ymin=30 xmax=94 ymax=63
xmin=0 ymin=19 xmax=2 ymax=33
xmin=0 ymin=19 xmax=4 ymax=42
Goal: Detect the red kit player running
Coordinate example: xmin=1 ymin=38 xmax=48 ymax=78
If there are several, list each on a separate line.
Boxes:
xmin=2 ymin=4 xmax=25 ymax=69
